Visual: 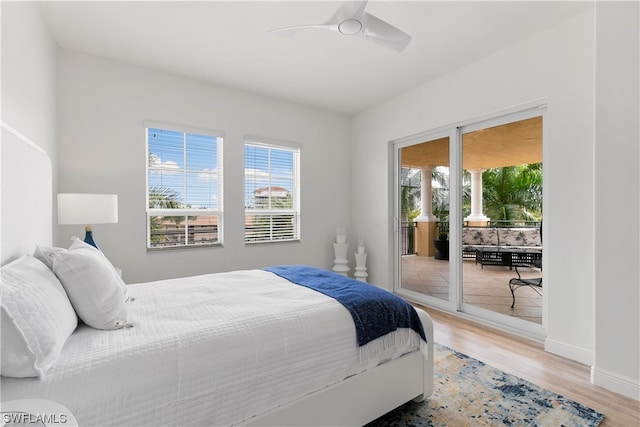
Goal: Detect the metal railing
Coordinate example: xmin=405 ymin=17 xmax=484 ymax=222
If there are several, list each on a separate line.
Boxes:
xmin=436 ymin=220 xmax=541 ymax=230
xmin=486 ymin=220 xmax=541 ymax=228
xmin=401 ymin=221 xmax=416 ymax=255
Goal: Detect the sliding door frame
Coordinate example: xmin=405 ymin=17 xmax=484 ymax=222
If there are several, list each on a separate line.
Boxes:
xmin=392 ymin=99 xmax=548 ymax=340
xmin=393 ymin=126 xmax=459 ymax=313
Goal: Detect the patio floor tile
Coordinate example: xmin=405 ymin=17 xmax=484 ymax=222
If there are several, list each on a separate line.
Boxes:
xmin=401 ymin=255 xmax=542 ymax=324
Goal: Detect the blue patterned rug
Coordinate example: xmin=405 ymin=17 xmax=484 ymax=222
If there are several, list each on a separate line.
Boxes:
xmin=367 ymin=343 xmax=605 ymax=427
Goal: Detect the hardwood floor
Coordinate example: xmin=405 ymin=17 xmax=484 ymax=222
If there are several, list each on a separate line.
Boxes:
xmin=420 ymin=306 xmax=640 ymax=427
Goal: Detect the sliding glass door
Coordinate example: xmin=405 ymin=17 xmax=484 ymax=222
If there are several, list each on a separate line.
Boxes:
xmin=394 ymin=104 xmax=546 ymax=336
xmin=395 ymin=129 xmax=456 ymax=311
xmin=460 ymin=115 xmax=544 ymax=331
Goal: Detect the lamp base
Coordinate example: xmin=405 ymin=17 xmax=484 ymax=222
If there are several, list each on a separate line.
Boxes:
xmin=84 ymin=227 xmax=99 ymax=249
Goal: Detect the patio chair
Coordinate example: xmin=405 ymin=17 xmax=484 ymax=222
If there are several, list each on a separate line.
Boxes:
xmin=509 ymin=266 xmax=542 ymax=308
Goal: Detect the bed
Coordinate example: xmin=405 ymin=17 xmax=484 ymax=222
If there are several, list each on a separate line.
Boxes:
xmin=0 ymin=122 xmax=433 ymax=426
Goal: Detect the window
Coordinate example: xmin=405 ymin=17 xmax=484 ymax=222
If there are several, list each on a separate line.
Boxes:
xmin=244 ymin=138 xmax=300 ymax=243
xmin=145 ymin=123 xmax=223 ymax=249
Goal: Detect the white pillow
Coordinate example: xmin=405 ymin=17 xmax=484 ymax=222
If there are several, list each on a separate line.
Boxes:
xmin=52 ymin=237 xmax=131 ymax=330
xmin=1 ymin=255 xmax=78 ymax=378
xmin=35 ymin=241 xmax=132 ymax=303
xmin=69 ymin=238 xmax=133 ymax=303
xmin=33 ymin=245 xmax=66 ymax=270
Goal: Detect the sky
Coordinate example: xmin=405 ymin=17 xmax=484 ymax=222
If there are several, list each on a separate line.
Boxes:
xmin=147 ymin=128 xmax=295 ymax=210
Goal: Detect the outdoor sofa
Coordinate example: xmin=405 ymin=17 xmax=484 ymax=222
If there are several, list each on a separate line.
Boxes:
xmin=462 ymin=226 xmax=542 ymax=268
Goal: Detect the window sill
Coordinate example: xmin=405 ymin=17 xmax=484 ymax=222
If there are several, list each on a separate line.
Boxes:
xmin=146 ymin=242 xmax=223 ymax=252
xmin=245 ymin=239 xmax=301 ymax=246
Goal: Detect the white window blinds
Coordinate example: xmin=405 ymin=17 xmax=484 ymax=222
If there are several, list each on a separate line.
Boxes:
xmin=244 ymin=139 xmax=300 ymax=243
xmin=146 ymin=124 xmax=223 ymax=249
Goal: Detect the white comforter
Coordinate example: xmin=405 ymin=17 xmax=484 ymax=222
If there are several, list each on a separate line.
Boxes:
xmin=1 ymin=269 xmax=423 ymax=426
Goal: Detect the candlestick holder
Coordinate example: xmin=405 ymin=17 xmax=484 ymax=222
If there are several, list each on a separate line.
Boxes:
xmin=354 ymin=251 xmax=368 ymax=282
xmin=332 ymin=242 xmax=350 ymax=276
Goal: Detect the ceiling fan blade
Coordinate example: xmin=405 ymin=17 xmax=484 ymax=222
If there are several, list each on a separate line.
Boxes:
xmin=333 ymin=0 xmax=368 ymax=22
xmin=269 ymin=3 xmax=349 ymax=36
xmin=268 ymin=23 xmax=338 ymax=37
xmin=361 ymin=12 xmax=411 ymax=52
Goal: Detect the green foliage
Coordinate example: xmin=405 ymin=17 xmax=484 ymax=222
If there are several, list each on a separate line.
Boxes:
xmin=148 ymin=186 xmax=181 ymax=209
xmin=414 ymin=164 xmax=542 ymax=226
xmin=256 ymin=193 xmax=293 ymax=209
xmin=431 ymin=167 xmax=451 ymax=222
xmin=401 ymin=170 xmax=420 ymax=221
xmin=249 ymin=189 xmax=295 ymax=241
xmin=148 ymin=186 xmax=198 ymax=244
xmin=482 ymin=163 xmax=542 ymax=221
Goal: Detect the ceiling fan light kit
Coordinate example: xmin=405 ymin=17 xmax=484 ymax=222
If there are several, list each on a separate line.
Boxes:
xmin=269 ymin=0 xmax=411 ymax=52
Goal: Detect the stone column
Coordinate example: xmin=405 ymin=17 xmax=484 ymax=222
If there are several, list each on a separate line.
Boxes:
xmin=415 ymin=167 xmax=439 ymax=256
xmin=464 ymin=168 xmax=490 ymax=226
xmin=415 ymin=167 xmax=438 ymax=222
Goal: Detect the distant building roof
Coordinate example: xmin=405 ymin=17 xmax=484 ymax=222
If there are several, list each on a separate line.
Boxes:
xmin=254 ymin=186 xmax=289 ymax=198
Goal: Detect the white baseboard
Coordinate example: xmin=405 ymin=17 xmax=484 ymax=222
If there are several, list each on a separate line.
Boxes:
xmin=544 ymin=338 xmax=593 ymax=365
xmin=591 ymin=366 xmax=640 ymax=401
xmin=545 ymin=339 xmax=640 ymax=400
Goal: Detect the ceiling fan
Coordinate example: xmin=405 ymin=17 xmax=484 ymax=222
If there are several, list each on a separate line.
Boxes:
xmin=269 ymin=0 xmax=411 ymax=53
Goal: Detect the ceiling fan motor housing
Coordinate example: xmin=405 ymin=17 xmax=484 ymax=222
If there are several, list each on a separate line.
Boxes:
xmin=339 ymin=19 xmax=363 ymax=35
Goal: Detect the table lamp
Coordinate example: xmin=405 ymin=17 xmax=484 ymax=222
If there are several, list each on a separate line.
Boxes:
xmin=57 ymin=193 xmax=118 ymax=249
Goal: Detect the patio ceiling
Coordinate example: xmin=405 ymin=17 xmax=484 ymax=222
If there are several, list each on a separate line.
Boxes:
xmin=401 ymin=116 xmax=542 ymax=170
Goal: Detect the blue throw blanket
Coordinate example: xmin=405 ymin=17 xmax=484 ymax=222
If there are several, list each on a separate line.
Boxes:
xmin=264 ymin=265 xmax=426 ymax=346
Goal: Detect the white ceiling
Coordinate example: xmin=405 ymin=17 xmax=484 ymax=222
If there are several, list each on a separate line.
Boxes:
xmin=38 ymin=1 xmax=592 ymax=115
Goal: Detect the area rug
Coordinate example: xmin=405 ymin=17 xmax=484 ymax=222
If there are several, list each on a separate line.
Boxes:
xmin=367 ymin=343 xmax=605 ymax=427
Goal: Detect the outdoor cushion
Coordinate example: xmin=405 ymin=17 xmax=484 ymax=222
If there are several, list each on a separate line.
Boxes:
xmin=498 ymin=228 xmax=541 ymax=247
xmin=462 ymin=227 xmax=498 ymax=246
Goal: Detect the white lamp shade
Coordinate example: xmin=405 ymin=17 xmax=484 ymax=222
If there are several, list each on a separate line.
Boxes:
xmin=57 ymin=193 xmax=118 ymax=225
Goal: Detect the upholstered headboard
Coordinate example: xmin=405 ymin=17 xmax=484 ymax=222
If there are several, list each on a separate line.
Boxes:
xmin=1 ymin=122 xmax=53 ymax=266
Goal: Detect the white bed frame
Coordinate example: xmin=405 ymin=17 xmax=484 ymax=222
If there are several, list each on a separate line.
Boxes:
xmin=1 ymin=121 xmax=433 ymax=426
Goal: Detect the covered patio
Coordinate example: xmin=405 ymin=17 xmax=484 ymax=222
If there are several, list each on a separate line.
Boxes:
xmin=401 ymin=254 xmax=543 ymax=325
xmin=399 ymin=115 xmax=543 ymax=325
xmin=402 ymin=115 xmax=543 ymax=255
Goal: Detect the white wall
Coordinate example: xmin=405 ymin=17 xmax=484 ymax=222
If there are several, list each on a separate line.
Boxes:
xmin=1 ymin=2 xmax=58 ymax=240
xmin=353 ymin=5 xmax=640 ymax=399
xmin=1 ymin=2 xmax=57 ymax=155
xmin=593 ymin=2 xmax=640 ymax=400
xmin=352 ymin=10 xmax=596 ymax=361
xmin=56 ymin=51 xmax=352 ymax=283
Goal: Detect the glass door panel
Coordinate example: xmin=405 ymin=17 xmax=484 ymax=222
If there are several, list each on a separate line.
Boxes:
xmin=460 ymin=116 xmax=543 ymax=325
xmin=399 ymin=137 xmax=450 ymax=303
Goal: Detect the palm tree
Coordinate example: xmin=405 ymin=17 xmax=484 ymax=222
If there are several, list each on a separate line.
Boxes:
xmin=148 ymin=186 xmax=184 ymax=244
xmin=148 ymin=186 xmax=181 ymax=209
xmin=400 ymin=168 xmax=421 ymax=254
xmin=148 ymin=153 xmax=201 ymax=244
xmin=401 ymin=168 xmax=420 ymax=222
xmin=482 ymin=163 xmax=542 ymax=222
xmin=431 ymin=167 xmax=450 ymax=223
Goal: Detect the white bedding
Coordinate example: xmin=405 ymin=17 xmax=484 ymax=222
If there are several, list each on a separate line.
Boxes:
xmin=1 ymin=269 xmax=424 ymax=426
